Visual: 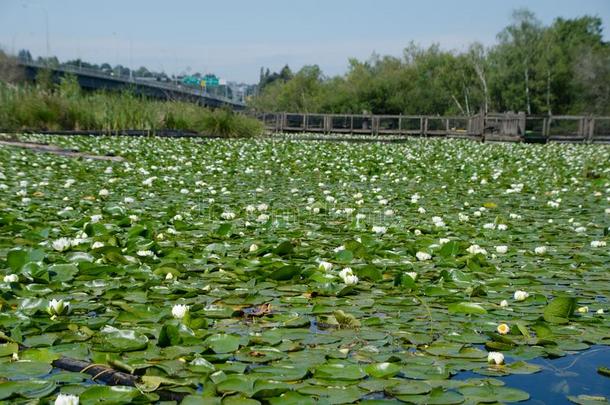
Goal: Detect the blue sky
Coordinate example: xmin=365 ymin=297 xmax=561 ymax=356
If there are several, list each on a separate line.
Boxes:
xmin=0 ymin=0 xmax=608 ymax=83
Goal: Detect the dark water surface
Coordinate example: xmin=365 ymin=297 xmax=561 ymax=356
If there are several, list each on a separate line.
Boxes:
xmin=455 ymin=345 xmax=610 ymax=404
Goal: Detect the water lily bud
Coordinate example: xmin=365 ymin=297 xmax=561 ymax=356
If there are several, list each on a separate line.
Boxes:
xmin=3 ymin=274 xmax=18 ymax=283
xmin=513 ymin=290 xmax=529 ymax=301
xmin=318 ymin=261 xmax=333 ymax=272
xmin=495 ymin=246 xmax=508 ymax=254
xmin=172 ymin=304 xmax=189 ymax=319
xmin=487 ymin=351 xmax=505 ymax=365
xmin=47 ymin=299 xmax=71 ymax=316
xmin=500 ymin=300 xmax=509 ymax=308
xmin=497 ymin=323 xmax=510 ymax=335
xmin=54 ymin=393 xmax=80 ymax=405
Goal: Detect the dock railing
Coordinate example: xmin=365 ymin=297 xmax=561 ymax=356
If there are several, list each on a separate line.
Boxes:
xmin=252 ymin=112 xmax=610 ymax=143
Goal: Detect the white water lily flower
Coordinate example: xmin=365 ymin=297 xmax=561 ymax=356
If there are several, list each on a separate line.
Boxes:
xmin=339 ymin=268 xmax=358 ymax=285
xmin=54 ymin=393 xmax=79 ymax=405
xmin=136 ymin=250 xmax=154 ymax=257
xmin=221 ymin=212 xmax=236 ymax=220
xmin=597 ymin=309 xmax=604 ymax=314
xmin=245 ymin=205 xmax=256 ymax=213
xmin=577 ymin=306 xmax=589 ymax=313
xmin=257 ymin=203 xmax=268 ymax=212
xmin=355 ymin=213 xmax=366 ymax=220
xmin=467 ymin=245 xmax=487 ymax=255
xmin=256 ymin=214 xmax=270 ymax=223
xmin=495 ymin=245 xmax=508 ymax=254
xmin=514 ymin=290 xmax=529 ymax=301
xmin=416 ymin=251 xmax=432 ymax=261
xmin=497 ymin=224 xmax=508 ymax=231
xmin=459 ymin=213 xmax=469 ymax=222
xmin=500 ymin=300 xmax=509 ymax=308
xmin=487 ymin=352 xmax=505 ymax=365
xmin=91 ymin=241 xmax=104 ymax=249
xmin=98 ymin=189 xmax=109 ymax=197
xmin=47 ymin=299 xmax=71 ymax=316
xmin=124 ymin=197 xmax=135 ymax=204
xmin=497 ymin=323 xmax=510 ymax=335
xmin=483 ymin=223 xmax=496 ymax=230
xmin=142 ymin=177 xmax=157 ymax=186
xmin=3 ymin=274 xmax=18 ymax=283
xmin=418 ymin=207 xmax=426 ymax=214
xmin=590 ymin=240 xmax=607 ymax=248
xmin=414 ymin=229 xmax=422 ymax=236
xmin=249 ymin=244 xmax=259 ymax=252
xmin=90 ymin=214 xmax=103 ymax=223
xmin=439 ymin=238 xmax=450 ymax=245
xmin=534 ymin=246 xmax=547 ymax=255
xmin=372 ymin=226 xmax=387 ymax=234
xmin=52 ymin=238 xmax=72 ymax=252
xmin=165 ymin=272 xmax=174 ymax=280
xmin=129 ymin=215 xmax=139 ymax=222
xmin=318 ymin=261 xmax=333 ymax=272
xmin=172 ymin=304 xmax=189 ymax=319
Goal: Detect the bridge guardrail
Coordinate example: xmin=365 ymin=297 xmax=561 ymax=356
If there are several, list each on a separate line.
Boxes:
xmin=19 ymin=60 xmax=243 ymax=107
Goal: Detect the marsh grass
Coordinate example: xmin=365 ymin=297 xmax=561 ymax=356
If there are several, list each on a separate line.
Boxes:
xmin=0 ymin=76 xmax=262 ymax=137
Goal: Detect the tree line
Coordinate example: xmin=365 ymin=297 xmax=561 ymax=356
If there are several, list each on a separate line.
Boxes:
xmin=252 ymin=10 xmax=610 ymax=116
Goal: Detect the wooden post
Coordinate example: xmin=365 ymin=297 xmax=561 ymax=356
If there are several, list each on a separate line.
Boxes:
xmin=302 ymin=114 xmax=306 ymax=131
xmin=350 ymin=115 xmax=354 ymax=134
xmin=423 ymin=117 xmax=428 ymax=137
xmin=398 ymin=115 xmax=403 ymax=135
xmin=589 ymin=118 xmax=595 ymax=143
xmin=518 ymin=112 xmax=526 ymax=138
xmin=373 ymin=116 xmax=378 ymax=136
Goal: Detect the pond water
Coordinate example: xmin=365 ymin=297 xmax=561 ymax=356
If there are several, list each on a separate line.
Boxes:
xmin=455 ymin=345 xmax=610 ymax=404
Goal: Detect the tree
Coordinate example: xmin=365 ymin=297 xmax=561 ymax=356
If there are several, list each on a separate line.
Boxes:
xmin=491 ymin=9 xmax=543 ymax=114
xmin=17 ymin=49 xmax=32 ymax=62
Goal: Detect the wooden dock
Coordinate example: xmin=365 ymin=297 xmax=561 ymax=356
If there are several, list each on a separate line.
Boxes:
xmin=252 ymin=112 xmax=610 ymax=144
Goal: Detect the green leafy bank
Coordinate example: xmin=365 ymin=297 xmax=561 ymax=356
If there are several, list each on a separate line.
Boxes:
xmin=0 ymin=76 xmax=262 ymax=138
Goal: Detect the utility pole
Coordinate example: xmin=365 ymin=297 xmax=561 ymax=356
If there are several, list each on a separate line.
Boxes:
xmin=44 ymin=7 xmax=50 ymax=59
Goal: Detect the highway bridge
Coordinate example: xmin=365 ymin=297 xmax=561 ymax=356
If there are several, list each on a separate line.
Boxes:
xmin=18 ymin=60 xmax=246 ymax=110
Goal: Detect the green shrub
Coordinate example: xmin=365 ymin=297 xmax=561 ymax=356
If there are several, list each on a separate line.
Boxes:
xmin=0 ymin=83 xmax=260 ymax=137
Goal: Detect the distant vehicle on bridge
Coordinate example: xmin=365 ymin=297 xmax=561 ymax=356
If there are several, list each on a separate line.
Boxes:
xmin=181 ymin=74 xmax=221 ymax=89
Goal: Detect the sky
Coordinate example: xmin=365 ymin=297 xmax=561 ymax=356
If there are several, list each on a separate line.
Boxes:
xmin=0 ymin=0 xmax=609 ymax=84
